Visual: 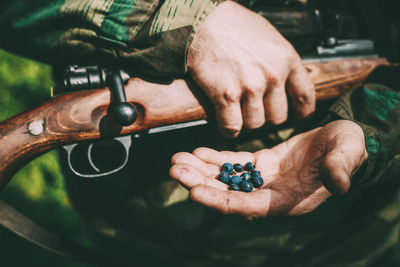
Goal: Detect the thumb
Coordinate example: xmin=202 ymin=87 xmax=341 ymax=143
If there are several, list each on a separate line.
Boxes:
xmin=319 ymin=121 xmax=368 ymax=195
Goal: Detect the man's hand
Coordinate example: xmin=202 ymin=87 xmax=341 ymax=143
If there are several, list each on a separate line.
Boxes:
xmin=169 ymin=120 xmax=367 ymax=219
xmin=188 ymin=1 xmax=315 ymax=138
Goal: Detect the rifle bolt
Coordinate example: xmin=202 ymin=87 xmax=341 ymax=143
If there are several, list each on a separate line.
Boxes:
xmin=28 ymin=120 xmax=44 ymax=136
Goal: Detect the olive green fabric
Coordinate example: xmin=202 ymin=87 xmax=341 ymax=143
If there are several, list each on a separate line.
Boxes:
xmin=0 ymin=0 xmax=220 ymax=76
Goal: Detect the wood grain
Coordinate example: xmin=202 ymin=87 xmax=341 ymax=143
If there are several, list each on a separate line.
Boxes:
xmin=0 ymin=57 xmax=392 ymax=189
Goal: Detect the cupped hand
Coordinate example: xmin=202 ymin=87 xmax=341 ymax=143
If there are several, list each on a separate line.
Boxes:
xmin=188 ymin=1 xmax=315 ymax=138
xmin=169 ymin=120 xmax=368 ymax=219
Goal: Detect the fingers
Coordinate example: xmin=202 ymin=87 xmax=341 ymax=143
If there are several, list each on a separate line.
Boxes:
xmin=190 ymin=184 xmax=273 ymax=218
xmin=241 ymin=67 xmax=267 ymax=129
xmin=286 ymin=60 xmax=316 ymax=119
xmin=169 ymin=164 xmax=228 ymax=191
xmin=192 ymin=147 xmax=254 ymax=167
xmin=171 ymin=152 xmax=220 ymax=177
xmin=242 ymin=91 xmax=266 ymax=129
xmin=215 ymin=98 xmax=243 ymax=138
xmin=263 ymin=85 xmax=288 ymax=125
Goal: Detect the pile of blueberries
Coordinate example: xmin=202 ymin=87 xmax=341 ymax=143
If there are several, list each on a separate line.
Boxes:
xmin=218 ymin=162 xmax=264 ymax=192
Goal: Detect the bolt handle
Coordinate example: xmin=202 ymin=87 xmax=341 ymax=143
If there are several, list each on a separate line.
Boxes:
xmin=108 ymin=71 xmax=137 ymax=126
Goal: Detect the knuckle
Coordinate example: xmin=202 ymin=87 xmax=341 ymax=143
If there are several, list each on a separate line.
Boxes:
xmin=294 ymin=88 xmax=316 ymax=106
xmin=241 ymin=71 xmax=266 ymax=95
xmin=218 ymin=89 xmax=241 ymax=105
xmin=266 ymin=71 xmax=281 ymax=89
xmin=243 ymin=84 xmax=264 ymax=96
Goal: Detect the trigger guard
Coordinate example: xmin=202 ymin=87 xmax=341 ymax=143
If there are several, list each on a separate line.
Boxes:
xmin=87 ymin=143 xmax=101 ymax=172
xmin=62 ymin=136 xmax=132 ymax=178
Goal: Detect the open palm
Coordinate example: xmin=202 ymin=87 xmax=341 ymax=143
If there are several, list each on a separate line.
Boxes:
xmin=170 ymin=120 xmax=367 ymax=219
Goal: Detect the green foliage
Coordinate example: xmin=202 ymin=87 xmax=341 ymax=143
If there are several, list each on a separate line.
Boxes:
xmin=0 ymin=50 xmax=90 ymax=266
xmin=0 ymin=50 xmax=53 ymax=119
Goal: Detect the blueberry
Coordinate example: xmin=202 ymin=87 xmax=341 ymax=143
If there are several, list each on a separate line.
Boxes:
xmin=234 ymin=163 xmax=244 ymax=172
xmin=253 ymin=177 xmax=264 ymax=188
xmin=240 ymin=180 xmax=254 ymax=192
xmin=230 ymin=175 xmax=242 ymax=185
xmin=241 ymin=173 xmax=251 ymax=181
xmin=218 ymin=171 xmax=230 ymax=184
xmin=250 ymin=170 xmax=261 ymax=178
xmin=244 ymin=162 xmax=256 ymax=171
xmin=229 ymin=184 xmax=240 ymax=191
xmin=221 ymin=163 xmax=234 ymax=174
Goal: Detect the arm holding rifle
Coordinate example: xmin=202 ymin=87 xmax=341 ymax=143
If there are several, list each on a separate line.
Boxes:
xmin=1 ymin=0 xmax=315 ymax=138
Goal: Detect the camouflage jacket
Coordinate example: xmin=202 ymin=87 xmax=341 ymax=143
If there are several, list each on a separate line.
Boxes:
xmin=0 ymin=0 xmax=220 ymax=77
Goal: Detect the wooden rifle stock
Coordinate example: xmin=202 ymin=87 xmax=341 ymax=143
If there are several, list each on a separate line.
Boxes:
xmin=0 ymin=57 xmax=392 ymax=190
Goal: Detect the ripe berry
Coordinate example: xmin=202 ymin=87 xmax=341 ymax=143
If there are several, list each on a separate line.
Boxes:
xmin=241 ymin=173 xmax=251 ymax=181
xmin=244 ymin=162 xmax=256 ymax=171
xmin=253 ymin=177 xmax=264 ymax=188
xmin=234 ymin=163 xmax=244 ymax=172
xmin=229 ymin=184 xmax=240 ymax=191
xmin=240 ymin=180 xmax=254 ymax=192
xmin=218 ymin=171 xmax=230 ymax=184
xmin=230 ymin=175 xmax=242 ymax=185
xmin=250 ymin=170 xmax=261 ymax=178
xmin=221 ymin=163 xmax=234 ymax=174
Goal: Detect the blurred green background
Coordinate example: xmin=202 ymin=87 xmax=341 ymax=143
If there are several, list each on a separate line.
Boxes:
xmin=0 ymin=49 xmax=90 ymax=267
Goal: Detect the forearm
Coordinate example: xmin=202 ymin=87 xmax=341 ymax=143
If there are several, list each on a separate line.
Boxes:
xmin=1 ymin=0 xmax=220 ymax=77
xmin=324 ymin=83 xmax=400 ymax=187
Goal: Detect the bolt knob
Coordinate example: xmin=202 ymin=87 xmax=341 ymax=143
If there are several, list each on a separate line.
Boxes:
xmin=113 ymin=102 xmax=137 ymax=126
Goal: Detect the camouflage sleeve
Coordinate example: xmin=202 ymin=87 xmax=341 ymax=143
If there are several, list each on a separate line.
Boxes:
xmin=0 ymin=0 xmax=220 ymax=77
xmin=325 ymin=83 xmax=400 ymax=188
